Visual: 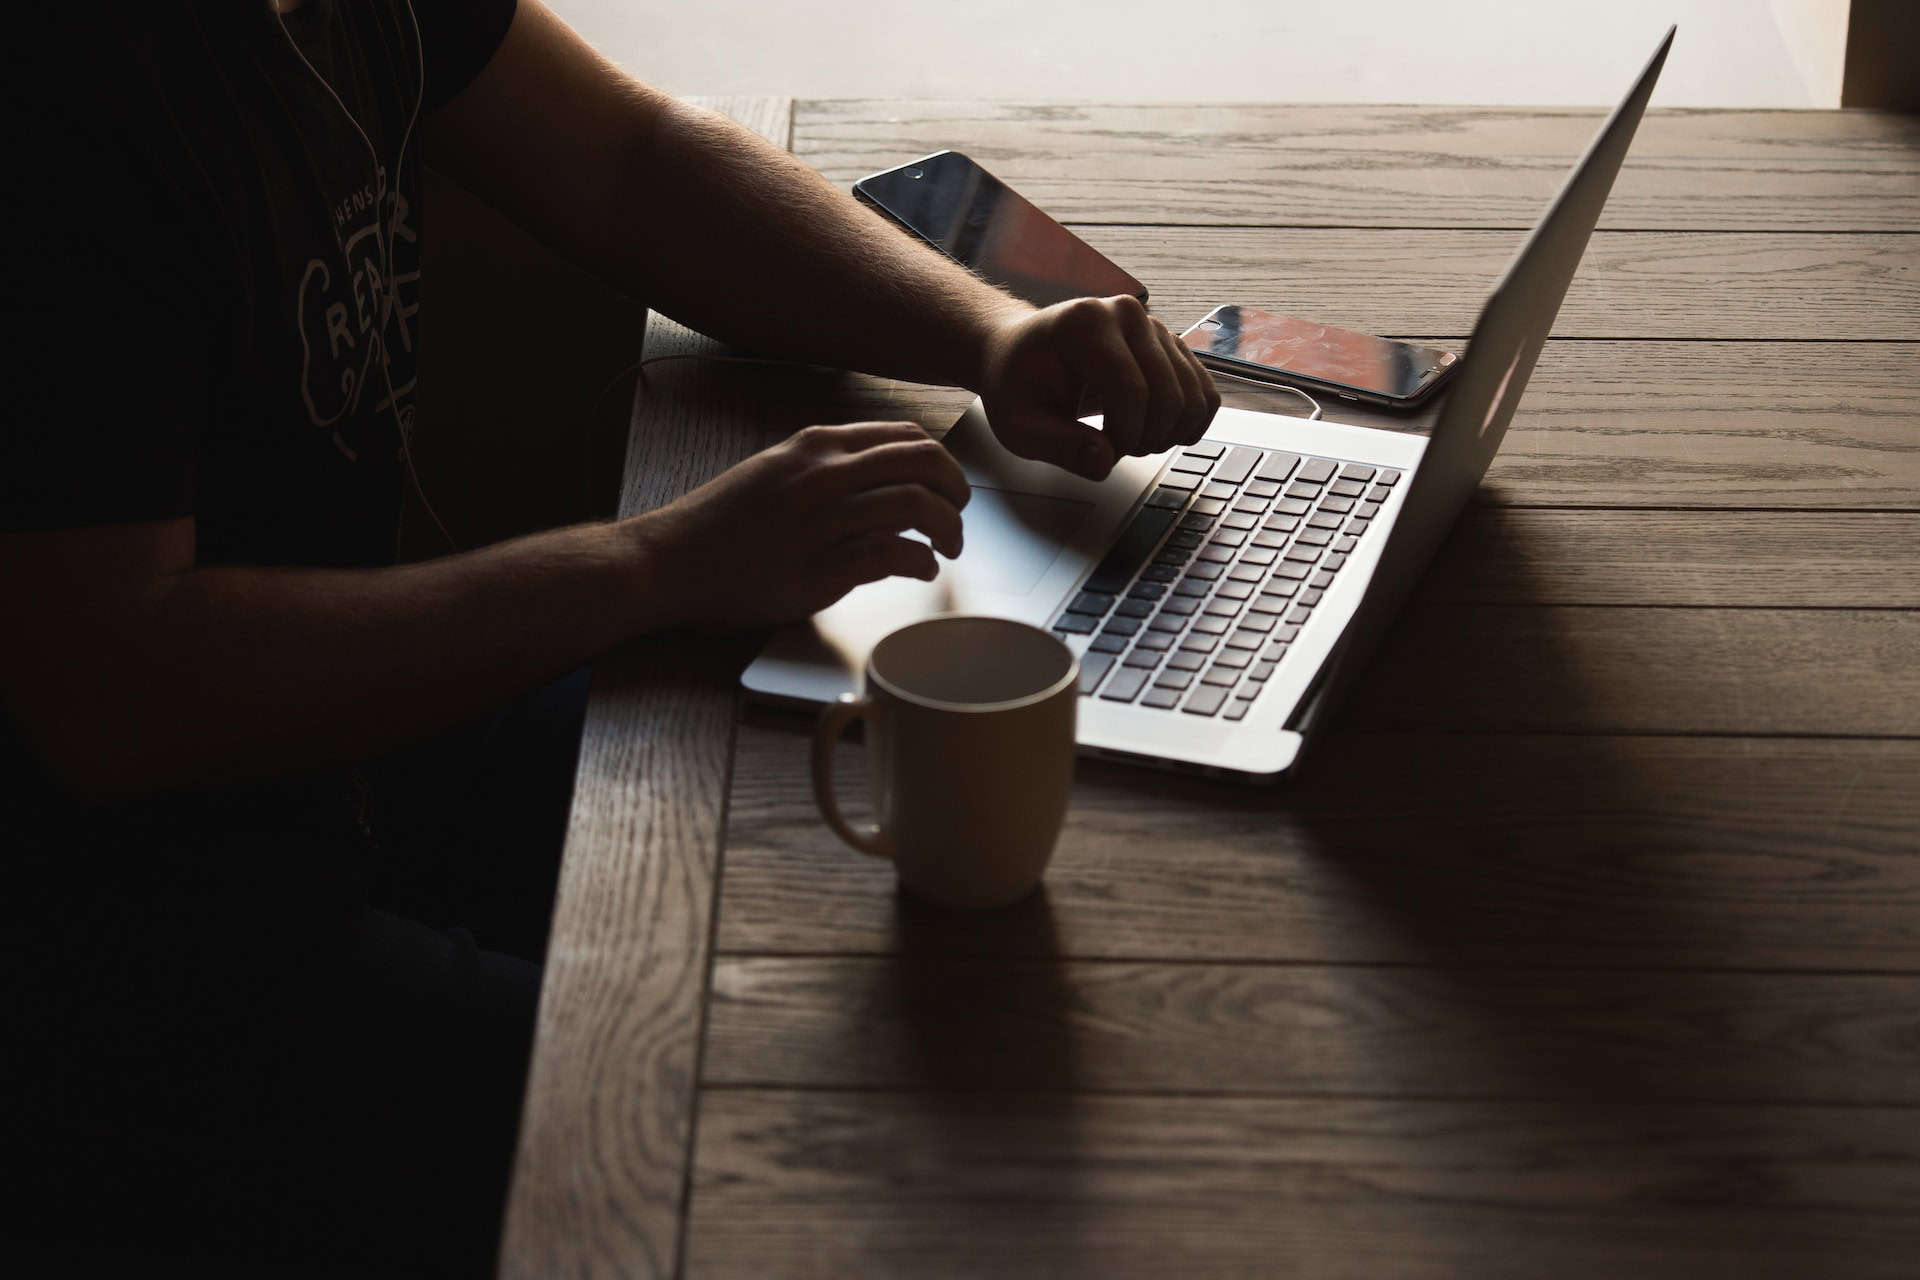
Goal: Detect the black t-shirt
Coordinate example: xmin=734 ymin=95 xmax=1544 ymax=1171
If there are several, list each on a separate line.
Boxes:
xmin=4 ymin=0 xmax=515 ymax=563
xmin=1 ymin=1 xmax=514 ymax=867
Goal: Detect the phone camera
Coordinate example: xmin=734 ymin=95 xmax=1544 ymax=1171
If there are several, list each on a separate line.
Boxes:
xmin=905 ymin=167 xmax=924 ymax=180
xmin=1198 ymin=318 xmax=1222 ymax=331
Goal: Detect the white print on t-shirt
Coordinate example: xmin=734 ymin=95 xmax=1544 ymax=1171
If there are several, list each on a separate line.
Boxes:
xmin=295 ymin=180 xmax=419 ymax=462
xmin=331 ymin=180 xmax=380 ymax=234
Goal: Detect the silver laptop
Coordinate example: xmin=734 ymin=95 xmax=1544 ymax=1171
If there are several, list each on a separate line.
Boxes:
xmin=744 ymin=28 xmax=1674 ymax=782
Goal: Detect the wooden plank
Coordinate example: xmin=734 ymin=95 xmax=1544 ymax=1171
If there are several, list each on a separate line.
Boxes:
xmin=497 ymin=96 xmax=792 ymax=1280
xmin=1081 ymin=227 xmax=1920 ymax=341
xmin=688 ymin=1091 xmax=1920 ymax=1279
xmin=1350 ymin=605 xmax=1920 ymax=735
xmin=1416 ymin=511 xmax=1920 ymax=606
xmin=704 ymin=957 xmax=1920 ymax=1102
xmin=717 ymin=731 xmax=1920 ymax=968
xmin=796 ymin=101 xmax=1920 ymax=232
xmin=1459 ymin=341 xmax=1920 ymax=510
xmin=775 ymin=341 xmax=1920 ymax=510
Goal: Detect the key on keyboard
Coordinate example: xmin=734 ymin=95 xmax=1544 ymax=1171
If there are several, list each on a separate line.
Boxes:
xmin=1056 ymin=443 xmax=1390 ymax=714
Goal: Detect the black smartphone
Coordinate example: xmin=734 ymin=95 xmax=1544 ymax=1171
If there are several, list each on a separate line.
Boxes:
xmin=1180 ymin=305 xmax=1460 ymax=409
xmin=853 ymin=150 xmax=1146 ymax=309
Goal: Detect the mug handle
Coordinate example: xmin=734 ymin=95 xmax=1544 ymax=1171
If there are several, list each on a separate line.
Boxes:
xmin=812 ymin=692 xmax=895 ymax=860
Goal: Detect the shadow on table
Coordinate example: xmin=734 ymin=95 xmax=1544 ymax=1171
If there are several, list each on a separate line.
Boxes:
xmin=878 ymin=887 xmax=1098 ymax=1267
xmin=889 ymin=887 xmax=1077 ymax=1091
xmin=1236 ymin=503 xmax=1881 ymax=1271
xmin=1036 ymin=501 xmax=1844 ymax=1266
xmin=1291 ymin=502 xmax=1727 ymax=1104
xmin=1073 ymin=499 xmax=1752 ymax=1103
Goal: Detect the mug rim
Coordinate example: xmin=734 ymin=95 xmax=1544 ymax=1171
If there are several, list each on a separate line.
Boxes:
xmin=867 ymin=613 xmax=1080 ymax=715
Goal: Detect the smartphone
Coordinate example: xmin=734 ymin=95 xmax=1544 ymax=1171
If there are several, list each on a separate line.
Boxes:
xmin=853 ymin=150 xmax=1146 ymax=309
xmin=1180 ymin=305 xmax=1460 ymax=409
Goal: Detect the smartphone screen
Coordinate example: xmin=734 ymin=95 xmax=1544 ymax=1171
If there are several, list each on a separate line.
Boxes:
xmin=1183 ymin=306 xmax=1458 ymax=404
xmin=855 ymin=151 xmax=1146 ymax=309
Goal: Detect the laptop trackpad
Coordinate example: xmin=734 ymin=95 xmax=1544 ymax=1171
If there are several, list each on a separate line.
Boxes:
xmin=741 ymin=401 xmax=1156 ymax=704
xmin=961 ymin=486 xmax=1090 ymax=595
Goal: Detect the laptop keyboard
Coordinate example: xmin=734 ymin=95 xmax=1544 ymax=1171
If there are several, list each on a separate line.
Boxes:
xmin=1052 ymin=443 xmax=1399 ymax=720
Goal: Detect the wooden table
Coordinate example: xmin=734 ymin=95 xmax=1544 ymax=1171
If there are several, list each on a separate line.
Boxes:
xmin=500 ymin=98 xmax=1920 ymax=1278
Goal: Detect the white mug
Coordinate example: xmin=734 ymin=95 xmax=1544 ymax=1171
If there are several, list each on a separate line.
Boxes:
xmin=812 ymin=615 xmax=1079 ymax=909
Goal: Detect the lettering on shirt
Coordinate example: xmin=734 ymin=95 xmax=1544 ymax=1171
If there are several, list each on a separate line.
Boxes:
xmin=295 ymin=165 xmax=420 ymax=461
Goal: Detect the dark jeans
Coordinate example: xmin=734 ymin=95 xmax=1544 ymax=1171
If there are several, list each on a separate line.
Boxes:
xmin=2 ymin=672 xmax=588 ymax=1277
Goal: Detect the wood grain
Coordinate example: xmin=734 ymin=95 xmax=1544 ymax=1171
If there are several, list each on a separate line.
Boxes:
xmin=704 ymin=956 xmax=1920 ymax=1102
xmin=1413 ymin=511 xmax=1920 ymax=605
xmin=1349 ymin=604 xmax=1920 ymax=735
xmin=796 ymin=101 xmax=1920 ymax=232
xmin=717 ymin=731 xmax=1920 ymax=968
xmin=1461 ymin=341 xmax=1920 ymax=509
xmin=688 ymin=1091 xmax=1920 ymax=1279
xmin=497 ymin=97 xmax=792 ymax=1280
xmin=765 ymin=341 xmax=1920 ymax=510
xmin=1077 ymin=227 xmax=1920 ymax=341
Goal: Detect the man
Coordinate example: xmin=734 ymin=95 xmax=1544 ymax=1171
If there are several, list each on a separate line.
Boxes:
xmin=0 ymin=1 xmax=1216 ymax=1271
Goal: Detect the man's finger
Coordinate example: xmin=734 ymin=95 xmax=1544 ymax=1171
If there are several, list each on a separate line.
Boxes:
xmin=1121 ymin=311 xmax=1187 ymax=456
xmin=991 ymin=405 xmax=1115 ymax=481
xmin=1155 ymin=321 xmax=1217 ymax=446
xmin=791 ymin=421 xmax=929 ymax=456
xmin=810 ymin=436 xmax=971 ymax=511
xmin=1061 ymin=299 xmax=1151 ymax=458
xmin=826 ymin=484 xmax=965 ymax=559
xmin=1194 ymin=336 xmax=1223 ymax=433
xmin=829 ymin=531 xmax=939 ymax=595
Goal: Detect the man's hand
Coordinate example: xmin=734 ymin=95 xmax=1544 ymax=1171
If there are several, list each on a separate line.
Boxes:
xmin=638 ymin=421 xmax=972 ymax=628
xmin=975 ymin=295 xmax=1222 ymax=482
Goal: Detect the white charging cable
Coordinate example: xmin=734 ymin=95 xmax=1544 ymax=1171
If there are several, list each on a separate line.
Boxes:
xmin=1198 ymin=364 xmax=1324 ymax=420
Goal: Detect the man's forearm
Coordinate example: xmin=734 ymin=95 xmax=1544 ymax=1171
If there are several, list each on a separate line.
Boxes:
xmin=28 ymin=518 xmax=667 ymax=799
xmin=585 ymin=99 xmax=1031 ymax=389
xmin=427 ymin=2 xmax=1214 ymax=479
xmin=427 ymin=3 xmax=1030 ymax=394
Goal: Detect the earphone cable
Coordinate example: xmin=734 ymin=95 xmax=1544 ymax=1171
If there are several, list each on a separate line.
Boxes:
xmin=272 ymin=0 xmax=453 ymax=550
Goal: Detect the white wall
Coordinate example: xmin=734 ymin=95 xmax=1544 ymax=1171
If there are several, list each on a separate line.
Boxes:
xmin=546 ymin=0 xmax=1815 ymax=106
xmin=1771 ymin=0 xmax=1849 ymax=105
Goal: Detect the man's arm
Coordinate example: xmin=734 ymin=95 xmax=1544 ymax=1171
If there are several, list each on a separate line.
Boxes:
xmin=423 ymin=1 xmax=1217 ymax=478
xmin=2 ymin=423 xmax=966 ymax=800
